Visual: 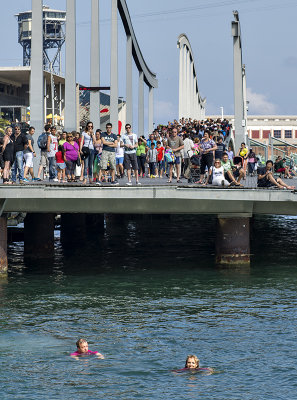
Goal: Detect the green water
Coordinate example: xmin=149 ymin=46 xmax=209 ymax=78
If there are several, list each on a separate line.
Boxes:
xmin=0 ymin=215 xmax=296 ymax=399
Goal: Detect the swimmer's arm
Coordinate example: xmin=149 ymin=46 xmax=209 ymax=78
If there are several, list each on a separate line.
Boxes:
xmin=95 ymin=352 xmax=104 ymax=359
xmin=70 ymin=355 xmax=79 ymax=360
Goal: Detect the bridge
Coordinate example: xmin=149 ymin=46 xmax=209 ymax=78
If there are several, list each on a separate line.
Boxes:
xmin=1 ymin=3 xmax=296 ymax=273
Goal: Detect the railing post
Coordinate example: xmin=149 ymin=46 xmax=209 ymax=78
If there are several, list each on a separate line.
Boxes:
xmin=65 ymin=0 xmax=77 ymax=131
xmin=126 ymin=34 xmax=133 ymax=126
xmin=138 ymin=71 xmax=144 ymax=136
xmin=90 ymin=0 xmax=100 ymax=130
xmin=110 ymin=0 xmax=118 ymax=134
xmin=30 ymin=0 xmax=44 ymax=176
xmin=148 ymin=86 xmax=154 ymax=135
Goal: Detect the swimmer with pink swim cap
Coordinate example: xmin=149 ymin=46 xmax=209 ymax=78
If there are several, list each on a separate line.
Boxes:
xmin=70 ymin=338 xmax=104 ymax=359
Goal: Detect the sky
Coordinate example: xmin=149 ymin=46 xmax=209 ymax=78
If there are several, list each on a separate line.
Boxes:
xmin=1 ymin=0 xmax=297 ymax=130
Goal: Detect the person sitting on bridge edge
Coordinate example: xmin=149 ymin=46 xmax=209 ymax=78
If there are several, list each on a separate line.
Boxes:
xmin=257 ymin=160 xmax=295 ymax=190
xmin=204 ymin=159 xmax=230 ymax=187
xmin=274 ymin=156 xmax=292 ymax=179
xmin=70 ymin=338 xmax=104 ymax=359
xmin=221 ymin=152 xmax=243 ymax=186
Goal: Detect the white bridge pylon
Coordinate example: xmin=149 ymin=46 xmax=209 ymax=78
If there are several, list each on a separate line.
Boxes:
xmin=177 ymin=34 xmax=205 ymax=121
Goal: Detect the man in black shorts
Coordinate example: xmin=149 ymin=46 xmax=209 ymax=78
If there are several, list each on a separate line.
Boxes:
xmin=257 ymin=160 xmax=295 ymax=190
xmin=122 ymin=124 xmax=141 ymax=186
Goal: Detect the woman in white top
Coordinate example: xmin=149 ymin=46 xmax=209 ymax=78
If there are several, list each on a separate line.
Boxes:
xmin=204 ymin=159 xmax=230 ymax=186
xmin=80 ymin=121 xmax=95 ymax=184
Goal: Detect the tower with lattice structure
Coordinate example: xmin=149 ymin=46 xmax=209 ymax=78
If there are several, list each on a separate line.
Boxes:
xmin=16 ymin=5 xmax=66 ymax=75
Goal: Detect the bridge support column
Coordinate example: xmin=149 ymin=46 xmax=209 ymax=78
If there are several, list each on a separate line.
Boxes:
xmin=216 ymin=214 xmax=251 ymax=265
xmin=0 ymin=216 xmax=8 ymax=275
xmin=60 ymin=213 xmax=87 ymax=246
xmin=24 ymin=213 xmax=55 ymax=258
xmin=85 ymin=214 xmax=104 ymax=236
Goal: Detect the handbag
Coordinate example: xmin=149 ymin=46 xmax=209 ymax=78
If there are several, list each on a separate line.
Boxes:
xmin=76 ymin=157 xmax=81 ymax=167
xmin=81 ymin=146 xmax=90 ymax=160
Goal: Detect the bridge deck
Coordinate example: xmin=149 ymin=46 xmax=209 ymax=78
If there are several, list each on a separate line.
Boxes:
xmin=1 ymin=176 xmax=297 ymax=216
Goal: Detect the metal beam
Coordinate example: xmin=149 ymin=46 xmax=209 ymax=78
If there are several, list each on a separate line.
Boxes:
xmin=138 ymin=71 xmax=144 ymax=136
xmin=30 ymin=0 xmax=44 ymax=176
xmin=232 ymin=11 xmax=247 ymax=152
xmin=148 ymin=86 xmax=154 ymax=134
xmin=110 ymin=0 xmax=118 ymax=134
xmin=65 ymin=0 xmax=77 ymax=131
xmin=126 ymin=34 xmax=133 ymax=126
xmin=90 ymin=0 xmax=100 ymax=130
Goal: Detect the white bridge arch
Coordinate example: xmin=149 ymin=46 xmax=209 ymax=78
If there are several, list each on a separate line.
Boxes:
xmin=177 ymin=34 xmax=205 ymax=121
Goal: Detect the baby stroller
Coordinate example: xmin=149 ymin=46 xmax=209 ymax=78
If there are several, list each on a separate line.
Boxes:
xmin=185 ymin=152 xmax=201 ymax=183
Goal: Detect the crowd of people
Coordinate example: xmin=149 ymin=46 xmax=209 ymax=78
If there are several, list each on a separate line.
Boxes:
xmin=0 ymin=117 xmax=296 ymax=190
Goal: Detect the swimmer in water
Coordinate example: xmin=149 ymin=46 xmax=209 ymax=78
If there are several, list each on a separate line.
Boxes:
xmin=172 ymin=355 xmax=214 ymax=373
xmin=70 ymin=338 xmax=104 ymax=359
xmin=185 ymin=355 xmax=214 ymax=373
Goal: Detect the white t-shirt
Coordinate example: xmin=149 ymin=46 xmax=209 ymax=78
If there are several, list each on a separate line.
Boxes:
xmin=122 ymin=133 xmax=138 ymax=154
xmin=116 ymin=141 xmax=124 ymax=158
xmin=212 ymin=166 xmax=226 ymax=185
xmin=183 ymin=138 xmax=194 ymax=158
xmin=47 ymin=134 xmax=58 ymax=157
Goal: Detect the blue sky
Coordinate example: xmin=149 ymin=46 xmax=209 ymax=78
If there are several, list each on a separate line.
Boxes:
xmin=1 ymin=0 xmax=297 ymax=129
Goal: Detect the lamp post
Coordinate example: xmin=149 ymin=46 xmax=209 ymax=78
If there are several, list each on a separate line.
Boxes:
xmin=220 ymin=107 xmax=224 ymax=120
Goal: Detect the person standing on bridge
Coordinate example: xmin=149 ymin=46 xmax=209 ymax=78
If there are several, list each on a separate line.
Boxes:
xmin=167 ymin=127 xmax=184 ymax=183
xmin=122 ymin=124 xmax=141 ymax=185
xmin=47 ymin=126 xmax=59 ymax=182
xmin=1 ymin=126 xmax=15 ymax=184
xmin=11 ymin=125 xmax=28 ymax=184
xmin=96 ymin=123 xmax=118 ymax=185
xmin=197 ymin=131 xmax=217 ymax=184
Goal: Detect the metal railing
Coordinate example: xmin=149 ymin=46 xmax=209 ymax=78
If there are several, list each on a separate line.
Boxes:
xmin=248 ymin=137 xmax=268 ymax=162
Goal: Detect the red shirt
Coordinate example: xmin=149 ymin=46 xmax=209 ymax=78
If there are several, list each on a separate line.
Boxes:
xmin=157 ymin=146 xmax=164 ymax=162
xmin=55 ymin=151 xmax=64 ymax=164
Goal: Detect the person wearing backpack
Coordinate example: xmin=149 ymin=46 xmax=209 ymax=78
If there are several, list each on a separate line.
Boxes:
xmin=36 ymin=124 xmax=51 ymax=181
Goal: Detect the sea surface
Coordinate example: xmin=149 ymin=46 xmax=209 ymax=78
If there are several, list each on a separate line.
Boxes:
xmin=0 ymin=215 xmax=297 ymax=400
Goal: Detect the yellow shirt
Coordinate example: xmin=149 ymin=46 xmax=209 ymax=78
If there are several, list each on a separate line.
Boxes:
xmin=239 ymin=147 xmax=248 ymax=157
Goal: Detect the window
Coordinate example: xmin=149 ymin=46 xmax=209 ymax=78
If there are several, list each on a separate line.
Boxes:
xmin=252 ymin=130 xmax=259 ymax=139
xmin=262 ymin=130 xmax=270 ymax=139
xmin=274 ymin=130 xmax=281 ymax=138
xmin=285 ymin=130 xmax=292 ymax=139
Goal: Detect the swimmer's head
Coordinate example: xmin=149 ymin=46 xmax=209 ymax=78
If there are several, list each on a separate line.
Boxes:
xmin=76 ymin=338 xmax=88 ymax=354
xmin=185 ymin=355 xmax=200 ymax=369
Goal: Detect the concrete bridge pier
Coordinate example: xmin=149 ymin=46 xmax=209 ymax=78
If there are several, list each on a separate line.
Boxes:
xmin=0 ymin=216 xmax=8 ymax=275
xmin=61 ymin=213 xmax=87 ymax=246
xmin=24 ymin=213 xmax=55 ymax=258
xmin=216 ymin=214 xmax=251 ymax=265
